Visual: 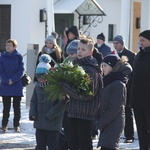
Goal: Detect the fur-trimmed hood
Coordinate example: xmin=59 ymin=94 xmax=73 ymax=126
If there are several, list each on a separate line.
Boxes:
xmin=111 ymin=56 xmax=132 ymax=76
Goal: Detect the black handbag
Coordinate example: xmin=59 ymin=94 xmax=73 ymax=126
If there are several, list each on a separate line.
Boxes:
xmin=22 ymin=73 xmax=32 ymax=87
xmin=18 ymin=54 xmax=32 ymax=87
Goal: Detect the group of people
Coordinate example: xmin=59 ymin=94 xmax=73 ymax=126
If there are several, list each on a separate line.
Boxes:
xmin=0 ymin=25 xmax=150 ymax=150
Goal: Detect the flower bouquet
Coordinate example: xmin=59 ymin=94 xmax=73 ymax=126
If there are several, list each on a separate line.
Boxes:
xmin=44 ymin=58 xmax=93 ymax=101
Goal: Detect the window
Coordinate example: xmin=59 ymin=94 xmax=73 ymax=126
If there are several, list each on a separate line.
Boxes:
xmin=108 ymin=24 xmax=115 ymax=42
xmin=55 ymin=14 xmax=74 ymax=50
xmin=0 ymin=5 xmax=11 ymax=53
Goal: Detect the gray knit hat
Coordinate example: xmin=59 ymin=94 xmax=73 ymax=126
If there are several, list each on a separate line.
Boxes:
xmin=113 ymin=35 xmax=125 ymax=46
xmin=45 ymin=32 xmax=58 ymax=45
xmin=66 ymin=40 xmax=80 ymax=54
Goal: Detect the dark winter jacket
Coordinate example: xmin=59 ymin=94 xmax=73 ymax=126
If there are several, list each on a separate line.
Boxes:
xmin=61 ymin=56 xmax=103 ymax=121
xmin=29 ymin=84 xmax=66 ymax=131
xmin=92 ymin=47 xmax=103 ymax=67
xmin=118 ymin=47 xmax=135 ymax=104
xmin=0 ymin=50 xmax=24 ymax=96
xmin=94 ymin=43 xmax=111 ymax=57
xmin=96 ymin=60 xmax=132 ymax=149
xmin=130 ymin=46 xmax=150 ymax=109
xmin=118 ymin=47 xmax=135 ymax=67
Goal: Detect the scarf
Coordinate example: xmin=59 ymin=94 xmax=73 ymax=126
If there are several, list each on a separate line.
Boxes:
xmin=103 ymin=72 xmax=127 ymax=88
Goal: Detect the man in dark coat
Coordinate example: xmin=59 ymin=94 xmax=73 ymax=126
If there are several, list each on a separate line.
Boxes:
xmin=94 ymin=33 xmax=111 ymax=57
xmin=113 ymin=35 xmax=136 ymax=143
xmin=130 ymin=30 xmax=150 ymax=150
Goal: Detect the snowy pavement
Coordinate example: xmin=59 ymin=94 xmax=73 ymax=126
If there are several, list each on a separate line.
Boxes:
xmin=0 ymin=90 xmax=139 ymax=150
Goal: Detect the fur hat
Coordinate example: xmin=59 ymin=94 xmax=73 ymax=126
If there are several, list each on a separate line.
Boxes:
xmin=45 ymin=32 xmax=58 ymax=45
xmin=66 ymin=40 xmax=80 ymax=54
xmin=97 ymin=33 xmax=105 ymax=41
xmin=113 ymin=35 xmax=125 ymax=46
xmin=36 ymin=54 xmax=51 ymax=75
xmin=66 ymin=26 xmax=79 ymax=38
xmin=102 ymin=54 xmax=120 ymax=68
xmin=139 ymin=30 xmax=150 ymax=40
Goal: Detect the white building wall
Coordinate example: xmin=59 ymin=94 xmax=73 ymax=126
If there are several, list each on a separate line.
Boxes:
xmin=0 ymin=0 xmax=47 ymax=58
xmin=120 ymin=0 xmax=131 ymax=48
xmin=1 ymin=0 xmax=150 ymax=58
xmin=47 ymin=0 xmax=55 ymax=33
xmin=90 ymin=0 xmax=121 ymax=50
xmin=141 ymin=0 xmax=150 ymax=31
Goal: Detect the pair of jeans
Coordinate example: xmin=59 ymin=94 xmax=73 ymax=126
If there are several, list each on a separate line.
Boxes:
xmin=36 ymin=129 xmax=59 ymax=150
xmin=67 ymin=118 xmax=93 ymax=150
xmin=2 ymin=96 xmax=21 ymax=127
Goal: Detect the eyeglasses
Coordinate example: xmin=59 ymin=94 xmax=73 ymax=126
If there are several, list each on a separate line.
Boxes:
xmin=113 ymin=42 xmax=119 ymax=45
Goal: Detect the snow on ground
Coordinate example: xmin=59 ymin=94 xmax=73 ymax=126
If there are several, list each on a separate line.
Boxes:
xmin=0 ymin=89 xmax=139 ymax=150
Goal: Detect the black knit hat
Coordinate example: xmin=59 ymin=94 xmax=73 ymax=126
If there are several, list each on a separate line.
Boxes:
xmin=67 ymin=26 xmax=79 ymax=38
xmin=102 ymin=55 xmax=120 ymax=68
xmin=139 ymin=30 xmax=150 ymax=40
xmin=97 ymin=33 xmax=105 ymax=41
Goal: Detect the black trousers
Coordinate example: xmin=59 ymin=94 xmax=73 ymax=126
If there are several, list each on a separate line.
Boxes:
xmin=67 ymin=118 xmax=93 ymax=150
xmin=124 ymin=104 xmax=134 ymax=140
xmin=133 ymin=109 xmax=150 ymax=150
xmin=2 ymin=96 xmax=21 ymax=127
xmin=36 ymin=129 xmax=59 ymax=150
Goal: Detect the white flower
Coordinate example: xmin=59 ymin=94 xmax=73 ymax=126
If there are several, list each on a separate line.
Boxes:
xmin=54 ymin=64 xmax=58 ymax=68
xmin=62 ymin=59 xmax=73 ymax=67
xmin=77 ymin=66 xmax=85 ymax=75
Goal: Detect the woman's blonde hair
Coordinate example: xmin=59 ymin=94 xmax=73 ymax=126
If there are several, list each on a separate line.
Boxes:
xmin=41 ymin=43 xmax=62 ymax=62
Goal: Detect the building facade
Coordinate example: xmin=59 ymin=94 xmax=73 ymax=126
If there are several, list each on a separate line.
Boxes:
xmin=0 ymin=0 xmax=150 ymax=57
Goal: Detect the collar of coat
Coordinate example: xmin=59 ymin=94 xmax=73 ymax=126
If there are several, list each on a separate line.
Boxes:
xmin=140 ymin=46 xmax=150 ymax=52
